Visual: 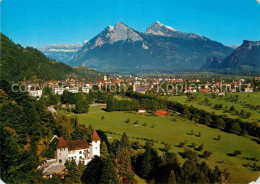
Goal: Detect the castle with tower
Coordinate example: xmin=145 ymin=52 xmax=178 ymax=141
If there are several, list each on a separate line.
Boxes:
xmin=56 ymin=129 xmax=101 ymax=165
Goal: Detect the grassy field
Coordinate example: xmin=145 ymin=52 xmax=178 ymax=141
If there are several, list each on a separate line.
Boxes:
xmin=168 ymin=92 xmax=260 ymax=123
xmin=58 ymin=106 xmax=260 ymax=184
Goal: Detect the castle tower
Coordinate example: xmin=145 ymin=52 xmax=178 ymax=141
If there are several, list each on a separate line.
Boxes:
xmin=90 ymin=129 xmax=101 ymax=157
xmin=56 ymin=137 xmax=69 ymax=164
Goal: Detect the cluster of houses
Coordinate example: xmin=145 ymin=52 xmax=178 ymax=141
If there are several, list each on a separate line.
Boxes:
xmin=22 ymin=74 xmax=259 ymax=98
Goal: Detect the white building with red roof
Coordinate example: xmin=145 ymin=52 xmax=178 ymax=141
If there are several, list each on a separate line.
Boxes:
xmin=56 ymin=129 xmax=100 ymax=165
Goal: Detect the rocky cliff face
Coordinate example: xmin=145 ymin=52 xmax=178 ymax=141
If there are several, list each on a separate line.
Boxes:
xmin=203 ymin=40 xmax=260 ymax=71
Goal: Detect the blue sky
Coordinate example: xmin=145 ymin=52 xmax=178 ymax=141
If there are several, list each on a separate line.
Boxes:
xmin=1 ymin=0 xmax=260 ymax=47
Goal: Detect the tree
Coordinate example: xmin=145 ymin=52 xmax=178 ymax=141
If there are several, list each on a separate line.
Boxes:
xmin=61 ymin=90 xmax=76 ymax=104
xmin=75 ymin=92 xmax=89 ymax=114
xmin=132 ymin=141 xmax=142 ymax=150
xmin=211 ymin=166 xmax=221 ymax=183
xmin=197 ymin=144 xmax=204 ymax=151
xmin=183 ymin=106 xmax=191 ymax=119
xmin=49 ymin=94 xmax=60 ymax=105
xmin=100 ymin=142 xmax=109 ymax=159
xmin=198 ymin=161 xmax=210 ymax=176
xmin=230 ymin=122 xmax=241 ymax=135
xmin=0 ymin=126 xmax=23 ymax=182
xmin=45 ymin=175 xmax=62 ymax=184
xmin=192 ymin=171 xmax=208 ymax=184
xmin=221 ymin=168 xmax=231 ymax=183
xmin=100 ymin=158 xmax=119 ymax=184
xmin=78 ymin=161 xmax=85 ymax=177
xmin=120 ymin=132 xmax=130 ymax=149
xmin=204 ymin=115 xmax=212 ymax=126
xmin=65 ymin=159 xmax=81 ymax=184
xmin=216 ymin=135 xmax=221 ymax=141
xmin=214 ymin=117 xmax=225 ymax=129
xmin=55 ymin=115 xmax=73 ymax=140
xmin=204 ymin=98 xmax=210 ymax=106
xmin=246 ymin=112 xmax=251 ymax=119
xmin=168 ymin=170 xmax=177 ymax=184
xmin=181 ymin=160 xmax=197 ymax=182
xmin=106 ymin=96 xmax=115 ymax=112
xmin=229 ymin=105 xmax=235 ymax=112
xmin=140 ymin=146 xmax=153 ymax=179
xmin=202 ymin=150 xmax=212 ymax=159
xmin=232 ymin=150 xmax=242 ymax=157
xmin=81 ymin=156 xmax=103 ymax=184
xmin=118 ymin=148 xmax=134 ymax=182
xmin=164 ymin=143 xmax=171 ymax=153
xmin=182 ymin=149 xmax=198 ymax=162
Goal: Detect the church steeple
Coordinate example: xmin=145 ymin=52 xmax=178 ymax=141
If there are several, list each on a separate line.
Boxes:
xmin=104 ymin=70 xmax=107 ymax=81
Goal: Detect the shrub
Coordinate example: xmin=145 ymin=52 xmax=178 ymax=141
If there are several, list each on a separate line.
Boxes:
xmin=196 ymin=144 xmax=204 ymax=151
xmin=132 ymin=141 xmax=142 ymax=150
xmin=125 ymin=118 xmax=130 ymax=123
xmin=179 ymin=142 xmax=185 ymax=148
xmin=190 ymin=142 xmax=196 ymax=148
xmin=217 ymin=135 xmax=221 ymax=141
xmin=233 ymin=150 xmax=242 ymax=156
xmin=183 ymin=149 xmax=199 ymax=161
xmin=202 ymin=150 xmax=212 ymax=159
xmin=133 ymin=120 xmax=139 ymax=125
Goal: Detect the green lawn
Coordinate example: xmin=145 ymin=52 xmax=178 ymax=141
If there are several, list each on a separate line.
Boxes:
xmin=168 ymin=92 xmax=260 ymax=123
xmin=58 ymin=106 xmax=260 ymax=184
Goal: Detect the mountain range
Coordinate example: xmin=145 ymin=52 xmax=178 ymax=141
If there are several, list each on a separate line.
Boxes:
xmin=38 ymin=42 xmax=87 ymax=65
xmin=37 ymin=21 xmax=259 ymax=72
xmin=203 ymin=40 xmax=260 ymax=71
xmin=70 ymin=21 xmax=234 ymax=72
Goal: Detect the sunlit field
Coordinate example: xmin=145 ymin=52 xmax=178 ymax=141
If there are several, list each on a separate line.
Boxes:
xmin=58 ymin=106 xmax=260 ymax=183
xmin=168 ymin=92 xmax=260 ymax=123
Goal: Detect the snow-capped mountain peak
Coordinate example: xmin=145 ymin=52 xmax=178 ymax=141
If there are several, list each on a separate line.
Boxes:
xmin=146 ymin=21 xmax=178 ymax=36
xmin=106 ymin=25 xmax=114 ymax=31
xmin=155 ymin=20 xmax=163 ymax=26
xmin=38 ymin=42 xmax=85 ymax=64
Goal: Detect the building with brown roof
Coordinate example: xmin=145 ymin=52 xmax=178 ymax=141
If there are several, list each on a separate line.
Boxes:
xmin=56 ymin=129 xmax=100 ymax=165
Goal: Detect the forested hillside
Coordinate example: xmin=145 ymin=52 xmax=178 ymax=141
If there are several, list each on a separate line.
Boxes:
xmin=0 ymin=79 xmax=93 ymax=183
xmin=0 ymin=33 xmax=74 ymax=81
xmin=73 ymin=66 xmax=103 ymax=81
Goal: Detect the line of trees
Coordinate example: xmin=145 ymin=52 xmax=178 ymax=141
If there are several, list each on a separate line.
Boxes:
xmin=167 ymin=100 xmax=260 ymax=139
xmin=106 ymin=92 xmax=167 ymax=112
xmin=106 ymin=97 xmax=139 ymax=112
xmin=124 ymin=91 xmax=260 ymax=140
xmin=82 ymin=133 xmax=230 ymax=184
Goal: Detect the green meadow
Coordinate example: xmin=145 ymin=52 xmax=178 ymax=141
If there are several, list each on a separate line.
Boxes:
xmin=168 ymin=92 xmax=260 ymax=123
xmin=58 ymin=106 xmax=260 ymax=184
